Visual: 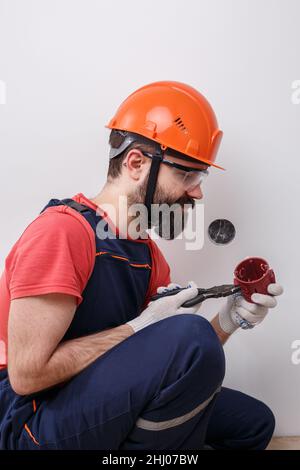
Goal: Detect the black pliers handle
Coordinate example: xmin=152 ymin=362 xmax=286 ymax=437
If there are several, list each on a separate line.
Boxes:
xmin=150 ymin=284 xmax=242 ymax=308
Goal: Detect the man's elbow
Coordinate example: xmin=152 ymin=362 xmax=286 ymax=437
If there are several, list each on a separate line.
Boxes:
xmin=8 ymin=365 xmax=42 ymax=396
xmin=9 ymin=376 xmax=32 ymax=396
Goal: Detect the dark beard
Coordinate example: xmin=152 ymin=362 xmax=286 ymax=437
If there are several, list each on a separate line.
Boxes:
xmin=128 ymin=177 xmax=195 ymax=240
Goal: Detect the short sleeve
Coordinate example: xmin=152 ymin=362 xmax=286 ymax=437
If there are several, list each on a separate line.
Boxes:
xmin=146 ymin=240 xmax=171 ymax=299
xmin=7 ymin=208 xmax=95 ymax=306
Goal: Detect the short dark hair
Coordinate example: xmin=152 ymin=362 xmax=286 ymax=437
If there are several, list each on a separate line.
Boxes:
xmin=107 ymin=129 xmax=209 ymax=180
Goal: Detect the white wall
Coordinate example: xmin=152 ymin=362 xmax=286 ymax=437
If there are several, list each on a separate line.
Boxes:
xmin=0 ymin=0 xmax=299 ymax=435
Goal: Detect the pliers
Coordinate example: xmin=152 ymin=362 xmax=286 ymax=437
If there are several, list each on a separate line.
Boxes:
xmin=150 ymin=284 xmax=242 ymax=308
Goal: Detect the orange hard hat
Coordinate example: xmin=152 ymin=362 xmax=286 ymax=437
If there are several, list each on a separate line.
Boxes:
xmin=106 ymin=80 xmax=224 ymax=170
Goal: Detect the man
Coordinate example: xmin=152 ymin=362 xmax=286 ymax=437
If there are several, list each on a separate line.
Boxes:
xmin=0 ymin=81 xmax=283 ymax=450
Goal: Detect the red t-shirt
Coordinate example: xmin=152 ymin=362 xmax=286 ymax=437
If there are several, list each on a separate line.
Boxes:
xmin=0 ymin=193 xmax=171 ymax=369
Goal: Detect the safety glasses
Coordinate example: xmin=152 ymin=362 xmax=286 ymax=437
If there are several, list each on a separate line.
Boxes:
xmin=141 ymin=151 xmax=209 ymax=189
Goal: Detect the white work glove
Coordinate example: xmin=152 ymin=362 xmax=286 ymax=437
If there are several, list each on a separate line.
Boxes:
xmin=218 ymin=283 xmax=284 ymax=335
xmin=126 ymin=281 xmax=199 ymax=333
xmin=156 ymin=282 xmax=202 ymax=314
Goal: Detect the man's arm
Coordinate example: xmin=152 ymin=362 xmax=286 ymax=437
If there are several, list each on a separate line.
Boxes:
xmin=8 ymin=293 xmax=133 ymax=395
xmin=210 ymin=314 xmax=231 ymax=345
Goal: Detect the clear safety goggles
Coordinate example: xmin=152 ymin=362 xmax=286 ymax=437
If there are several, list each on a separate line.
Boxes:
xmin=141 ymin=151 xmax=209 ymax=190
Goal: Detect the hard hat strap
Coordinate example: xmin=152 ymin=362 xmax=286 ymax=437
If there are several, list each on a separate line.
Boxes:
xmin=144 ymin=152 xmax=163 ymax=228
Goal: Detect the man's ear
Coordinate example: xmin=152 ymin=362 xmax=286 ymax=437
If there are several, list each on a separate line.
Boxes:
xmin=125 ymin=149 xmax=148 ymax=180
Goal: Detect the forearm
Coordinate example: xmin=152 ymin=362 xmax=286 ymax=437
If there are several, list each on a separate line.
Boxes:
xmin=14 ymin=324 xmax=134 ymax=395
xmin=210 ymin=314 xmax=231 ymax=345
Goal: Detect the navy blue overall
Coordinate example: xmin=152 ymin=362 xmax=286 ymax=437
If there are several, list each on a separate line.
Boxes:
xmin=0 ymin=198 xmax=275 ymax=450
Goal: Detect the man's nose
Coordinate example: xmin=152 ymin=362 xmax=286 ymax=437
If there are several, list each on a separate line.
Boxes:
xmin=186 ymin=184 xmax=203 ymax=200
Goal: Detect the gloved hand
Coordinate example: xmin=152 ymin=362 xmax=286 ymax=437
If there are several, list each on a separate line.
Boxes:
xmin=218 ymin=283 xmax=284 ymax=335
xmin=126 ymin=281 xmax=199 ymax=333
xmin=156 ymin=282 xmax=202 ymax=314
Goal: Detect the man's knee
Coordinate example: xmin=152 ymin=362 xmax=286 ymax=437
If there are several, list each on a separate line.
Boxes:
xmin=237 ymin=395 xmax=276 ymax=449
xmin=161 ymin=314 xmax=223 ymax=350
xmin=264 ymin=403 xmax=276 ymax=438
xmin=158 ymin=315 xmax=225 ymax=388
xmin=254 ymin=400 xmax=276 ymax=448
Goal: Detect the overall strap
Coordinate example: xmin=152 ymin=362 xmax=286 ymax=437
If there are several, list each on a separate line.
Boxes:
xmin=39 ymin=198 xmax=92 ymax=215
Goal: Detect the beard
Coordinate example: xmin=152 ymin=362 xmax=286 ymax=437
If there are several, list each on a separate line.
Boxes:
xmin=127 ymin=177 xmax=195 ymax=240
